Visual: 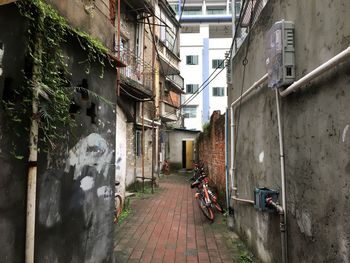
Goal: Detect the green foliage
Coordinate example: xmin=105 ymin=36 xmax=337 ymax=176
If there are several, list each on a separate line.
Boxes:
xmin=117 ymin=198 xmax=132 ymax=224
xmin=5 ymin=0 xmax=114 ymax=151
xmin=202 ymin=122 xmax=211 ymax=136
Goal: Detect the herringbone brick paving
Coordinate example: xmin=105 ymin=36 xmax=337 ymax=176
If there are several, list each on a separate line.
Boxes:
xmin=114 ymin=174 xmax=235 ymax=263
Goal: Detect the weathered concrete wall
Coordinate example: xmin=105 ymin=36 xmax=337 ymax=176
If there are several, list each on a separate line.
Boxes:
xmin=47 ymin=0 xmax=115 ymax=49
xmin=0 ymin=4 xmax=117 ymax=262
xmin=0 ymin=4 xmax=28 ymax=262
xmin=229 ymin=0 xmax=350 ymax=262
xmin=116 ymin=106 xmax=127 ymax=198
xmin=35 ymin=35 xmax=117 ymax=263
xmin=198 ymin=111 xmax=226 ymax=196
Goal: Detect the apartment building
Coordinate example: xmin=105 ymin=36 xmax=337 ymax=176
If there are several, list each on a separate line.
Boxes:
xmin=168 ymin=0 xmax=233 ymax=130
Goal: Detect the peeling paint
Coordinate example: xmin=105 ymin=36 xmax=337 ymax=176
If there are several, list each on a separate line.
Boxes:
xmin=342 ymin=124 xmax=349 ymax=142
xmin=64 ymin=133 xmax=113 ymax=180
xmin=296 ymin=210 xmax=312 ymax=237
xmin=259 ymin=151 xmax=264 ymax=163
xmin=80 ymin=176 xmax=94 ymax=191
xmin=97 ymin=186 xmax=112 ymax=199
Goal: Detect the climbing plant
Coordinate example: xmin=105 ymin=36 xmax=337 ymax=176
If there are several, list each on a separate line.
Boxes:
xmin=3 ymin=0 xmax=115 ymax=151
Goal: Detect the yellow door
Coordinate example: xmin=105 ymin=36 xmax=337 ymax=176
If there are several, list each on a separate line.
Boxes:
xmin=185 ymin=140 xmax=193 ymax=169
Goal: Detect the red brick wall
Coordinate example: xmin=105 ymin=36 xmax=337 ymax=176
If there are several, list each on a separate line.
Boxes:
xmin=198 ymin=111 xmax=226 ymax=198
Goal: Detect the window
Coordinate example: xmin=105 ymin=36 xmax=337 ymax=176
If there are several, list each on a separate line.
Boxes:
xmin=135 ymin=130 xmax=141 ymax=156
xmin=186 ymin=55 xmax=198 ymax=65
xmin=213 ymin=87 xmax=225 ymax=97
xmin=183 ymin=106 xmax=197 ymax=118
xmin=186 ymin=84 xmax=199 ymax=94
xmin=206 ymin=8 xmax=226 ymax=15
xmin=212 ymin=59 xmax=225 ymax=69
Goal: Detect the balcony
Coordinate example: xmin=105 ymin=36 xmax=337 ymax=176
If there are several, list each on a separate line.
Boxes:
xmin=165 ymin=74 xmax=184 ymax=93
xmin=157 ymin=41 xmax=180 ymax=75
xmin=124 ymin=0 xmax=155 ymax=13
xmin=160 ymin=100 xmax=178 ymax=122
xmin=117 ymin=47 xmax=153 ymax=98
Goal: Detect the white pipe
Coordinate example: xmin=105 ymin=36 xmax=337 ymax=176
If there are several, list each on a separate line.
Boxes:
xmin=280 ymin=46 xmax=350 ymax=97
xmin=275 ymin=89 xmax=288 ymax=263
xmin=232 ymin=196 xmax=255 ymax=205
xmin=230 ymin=74 xmax=268 ymax=108
xmin=229 ymin=73 xmax=268 ymax=201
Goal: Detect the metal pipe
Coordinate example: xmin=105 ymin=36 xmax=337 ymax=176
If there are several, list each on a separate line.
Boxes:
xmin=266 ymin=198 xmax=287 ymax=263
xmin=232 ymin=196 xmax=254 ymax=204
xmin=141 ymin=102 xmax=145 ymax=192
xmin=116 ymin=0 xmax=121 ymax=96
xmin=230 ymin=73 xmax=268 ymax=108
xmin=275 ymin=89 xmax=288 ymax=263
xmin=225 ymin=108 xmax=230 ymax=210
xmin=280 ymin=46 xmax=350 ymax=97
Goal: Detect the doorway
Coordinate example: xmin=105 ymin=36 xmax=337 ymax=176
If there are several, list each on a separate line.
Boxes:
xmin=182 ymin=140 xmax=194 ymax=169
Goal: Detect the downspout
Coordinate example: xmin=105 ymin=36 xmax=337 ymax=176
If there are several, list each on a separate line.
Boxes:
xmin=275 ymin=89 xmax=288 ymax=263
xmin=116 ymin=0 xmax=121 ymax=96
xmin=26 ymin=15 xmax=44 ymax=263
xmin=225 ymin=108 xmax=230 ymax=211
xmin=141 ymin=101 xmax=145 ymax=192
xmin=151 ymin=15 xmax=156 ymax=194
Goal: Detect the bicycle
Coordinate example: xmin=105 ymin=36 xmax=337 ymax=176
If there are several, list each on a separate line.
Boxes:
xmin=190 ymin=168 xmax=224 ymax=221
xmin=114 ymin=181 xmax=123 ymax=224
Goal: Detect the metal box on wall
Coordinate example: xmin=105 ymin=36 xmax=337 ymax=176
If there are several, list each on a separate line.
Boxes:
xmin=254 ymin=187 xmax=279 ymax=212
xmin=266 ymin=20 xmax=295 ymax=89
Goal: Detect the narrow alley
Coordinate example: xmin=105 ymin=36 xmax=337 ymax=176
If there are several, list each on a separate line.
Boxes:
xmin=114 ymin=174 xmax=242 ymax=263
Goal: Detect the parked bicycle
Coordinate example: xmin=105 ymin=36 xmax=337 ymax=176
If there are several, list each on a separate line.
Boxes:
xmin=114 ymin=181 xmax=123 ymax=224
xmin=190 ymin=164 xmax=223 ymax=221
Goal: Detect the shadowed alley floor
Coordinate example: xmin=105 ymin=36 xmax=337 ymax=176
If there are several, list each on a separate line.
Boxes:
xmin=114 ymin=174 xmax=238 ymax=263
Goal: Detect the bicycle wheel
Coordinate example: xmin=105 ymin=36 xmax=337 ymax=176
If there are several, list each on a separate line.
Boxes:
xmin=197 ymin=194 xmax=214 ymax=221
xmin=212 ymin=201 xmax=224 ymax=213
xmin=114 ymin=195 xmax=123 ymax=224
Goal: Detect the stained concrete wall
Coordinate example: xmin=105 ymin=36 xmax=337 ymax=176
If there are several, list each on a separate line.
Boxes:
xmin=228 ymin=0 xmax=350 ymax=262
xmin=0 ymin=4 xmax=28 ymax=263
xmin=166 ymin=129 xmax=200 ymax=169
xmin=0 ymin=4 xmax=117 ymax=262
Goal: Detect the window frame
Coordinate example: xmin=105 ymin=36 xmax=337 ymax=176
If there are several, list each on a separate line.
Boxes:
xmin=186 ymin=55 xmax=199 ymax=65
xmin=212 ymin=87 xmax=225 ymax=97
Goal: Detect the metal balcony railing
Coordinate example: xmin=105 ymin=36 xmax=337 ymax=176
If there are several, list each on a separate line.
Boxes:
xmin=115 ymin=47 xmax=153 ymax=91
xmin=166 ymin=74 xmax=184 ymax=91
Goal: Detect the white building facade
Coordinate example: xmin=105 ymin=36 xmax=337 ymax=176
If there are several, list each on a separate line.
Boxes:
xmin=168 ymin=0 xmax=233 ymax=130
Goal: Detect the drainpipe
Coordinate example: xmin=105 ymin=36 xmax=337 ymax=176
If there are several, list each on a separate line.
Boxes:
xmin=225 ymin=108 xmax=230 ymax=210
xmin=275 ymin=89 xmax=288 ymax=263
xmin=116 ymin=0 xmax=121 ymax=96
xmin=229 ymin=74 xmax=268 ymax=204
xmin=141 ymin=101 xmax=145 ymax=192
xmin=26 ymin=17 xmax=44 ymax=263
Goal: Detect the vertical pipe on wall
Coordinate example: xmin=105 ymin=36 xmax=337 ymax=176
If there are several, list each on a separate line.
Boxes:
xmin=26 ymin=18 xmax=43 ymax=263
xmin=151 ymin=15 xmax=156 ymax=194
xmin=141 ymin=102 xmax=145 ymax=192
xmin=275 ymin=89 xmax=288 ymax=263
xmin=225 ymin=109 xmax=230 ymax=210
xmin=116 ymin=0 xmax=121 ymax=96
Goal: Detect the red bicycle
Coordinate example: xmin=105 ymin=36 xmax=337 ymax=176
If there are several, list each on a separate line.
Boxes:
xmin=190 ymin=170 xmax=223 ymax=221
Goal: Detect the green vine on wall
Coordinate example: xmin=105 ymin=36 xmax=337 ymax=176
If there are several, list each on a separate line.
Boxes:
xmin=4 ymin=0 xmax=115 ymax=151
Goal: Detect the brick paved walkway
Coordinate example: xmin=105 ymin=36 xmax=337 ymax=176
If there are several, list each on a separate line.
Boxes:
xmin=114 ymin=174 xmax=236 ymax=263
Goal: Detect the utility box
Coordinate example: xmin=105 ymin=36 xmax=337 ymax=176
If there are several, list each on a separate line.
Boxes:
xmin=254 ymin=187 xmax=279 ymax=212
xmin=266 ymin=20 xmax=295 ymax=89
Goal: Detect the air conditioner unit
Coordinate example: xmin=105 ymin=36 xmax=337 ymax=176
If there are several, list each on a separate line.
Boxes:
xmin=266 ymin=20 xmax=295 ymax=89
